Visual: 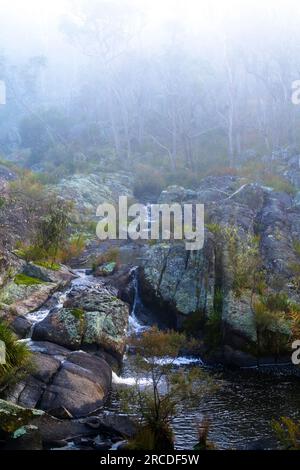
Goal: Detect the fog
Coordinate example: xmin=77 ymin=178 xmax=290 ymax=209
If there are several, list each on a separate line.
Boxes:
xmin=2 ymin=0 xmax=300 ymax=177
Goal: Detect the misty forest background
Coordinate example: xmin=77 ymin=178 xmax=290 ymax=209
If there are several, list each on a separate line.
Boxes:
xmin=1 ymin=1 xmax=300 ymax=196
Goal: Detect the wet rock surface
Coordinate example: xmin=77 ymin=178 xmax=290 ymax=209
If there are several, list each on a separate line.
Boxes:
xmin=8 ymin=341 xmax=112 ymax=418
xmin=32 ymin=282 xmax=129 ymax=361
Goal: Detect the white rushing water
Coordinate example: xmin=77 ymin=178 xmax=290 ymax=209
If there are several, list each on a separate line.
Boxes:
xmin=113 ymin=266 xmax=203 ymax=386
xmin=26 ymin=269 xmax=99 ymax=326
xmin=112 ymin=371 xmax=151 ymax=386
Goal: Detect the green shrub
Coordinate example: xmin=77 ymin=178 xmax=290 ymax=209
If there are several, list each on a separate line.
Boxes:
xmin=126 ymin=425 xmax=156 ymax=450
xmin=14 ymin=243 xmax=47 ymax=263
xmin=261 ymin=292 xmax=290 ymax=313
xmin=127 ymin=424 xmax=173 ymax=451
xmin=165 ymin=167 xmax=200 ymax=188
xmin=205 ymin=223 xmax=222 ymax=236
xmin=35 ymin=260 xmax=60 ymax=271
xmin=293 ymin=240 xmax=300 ymax=257
xmin=204 ymin=288 xmax=223 ymax=349
xmin=56 ymin=234 xmax=86 ymax=264
xmin=262 ymin=174 xmax=296 ymax=195
xmin=0 ymin=321 xmax=32 ymax=395
xmin=254 ymin=297 xmax=291 ymax=357
xmin=205 ymin=308 xmax=222 ymax=349
xmin=272 ymin=417 xmax=300 ymax=449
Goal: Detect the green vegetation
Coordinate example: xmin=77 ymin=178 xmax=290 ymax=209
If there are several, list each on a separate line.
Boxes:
xmin=262 ymin=174 xmax=297 ymax=196
xmin=118 ymin=327 xmax=216 ymax=451
xmin=213 ymin=226 xmax=264 ymax=297
xmin=205 ymin=288 xmax=223 ymax=349
xmin=56 ymin=234 xmax=86 ymax=264
xmin=181 ymin=310 xmax=205 ymax=337
xmin=35 ymin=260 xmax=60 ymax=271
xmin=205 ymin=223 xmax=223 ymax=236
xmin=193 ymin=419 xmax=215 ymax=450
xmin=92 ymin=247 xmax=120 ymax=272
xmin=35 ymin=198 xmax=72 ymax=260
xmin=226 ymin=230 xmax=263 ymax=296
xmin=252 ymin=292 xmax=300 ymax=357
xmin=70 ymin=308 xmax=85 ymax=321
xmin=0 ymin=321 xmax=32 ymax=396
xmin=14 ymin=274 xmax=44 ymax=286
xmin=288 ymin=263 xmax=300 ymax=293
xmin=293 ymin=240 xmax=300 ymax=257
xmin=272 ymin=417 xmax=300 ymax=449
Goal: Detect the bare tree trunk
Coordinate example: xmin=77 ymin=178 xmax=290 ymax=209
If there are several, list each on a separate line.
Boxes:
xmin=106 ymin=82 xmax=121 ymax=159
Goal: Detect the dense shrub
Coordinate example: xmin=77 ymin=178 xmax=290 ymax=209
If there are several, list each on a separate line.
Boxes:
xmin=0 ymin=321 xmax=32 ymax=396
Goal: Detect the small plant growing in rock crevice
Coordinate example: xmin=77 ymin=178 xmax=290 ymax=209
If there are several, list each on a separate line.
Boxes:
xmin=293 ymin=240 xmax=300 ymax=257
xmin=205 ymin=288 xmax=223 ymax=349
xmin=70 ymin=308 xmax=85 ymax=321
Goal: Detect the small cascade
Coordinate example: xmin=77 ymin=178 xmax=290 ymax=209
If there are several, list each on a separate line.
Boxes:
xmin=151 ymin=356 xmax=204 ymax=366
xmin=128 ymin=266 xmax=148 ymax=334
xmin=27 ymin=269 xmax=103 ymax=337
xmin=111 ymin=371 xmax=151 ymax=386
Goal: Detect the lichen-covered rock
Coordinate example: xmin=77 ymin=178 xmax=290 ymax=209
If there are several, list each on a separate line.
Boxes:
xmin=52 ymin=172 xmax=133 ymax=220
xmin=32 ymin=283 xmax=129 ymax=360
xmin=95 ymin=261 xmax=117 ymax=277
xmin=141 ymin=240 xmax=215 ymax=325
xmin=140 ymin=175 xmax=300 ymax=363
xmin=32 ymin=308 xmax=84 ymax=349
xmin=222 ymin=291 xmax=257 ymax=346
xmin=3 ymin=424 xmax=43 ymax=450
xmin=0 ymin=399 xmax=44 ymax=433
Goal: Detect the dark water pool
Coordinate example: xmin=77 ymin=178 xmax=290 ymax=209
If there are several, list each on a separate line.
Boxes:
xmin=109 ymin=363 xmax=300 ymax=450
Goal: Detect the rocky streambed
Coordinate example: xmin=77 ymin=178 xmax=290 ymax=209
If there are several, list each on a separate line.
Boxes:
xmin=1 ymin=260 xmax=300 ymax=450
xmin=2 ymin=164 xmax=300 ymax=449
xmin=0 ymin=268 xmax=136 ymax=450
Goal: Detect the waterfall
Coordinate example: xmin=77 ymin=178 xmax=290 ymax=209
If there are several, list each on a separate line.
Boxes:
xmin=128 ymin=266 xmax=147 ymax=334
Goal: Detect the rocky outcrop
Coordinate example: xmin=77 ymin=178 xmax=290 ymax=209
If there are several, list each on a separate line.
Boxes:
xmin=0 ymin=263 xmax=76 ymax=321
xmin=141 ymin=240 xmax=215 ymax=327
xmin=0 ymin=398 xmax=135 ymax=450
xmin=52 ymin=171 xmax=133 ymax=221
xmin=32 ymin=283 xmax=129 ymax=362
xmin=140 ymin=175 xmax=300 ymax=364
xmin=8 ymin=341 xmax=112 ymax=418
